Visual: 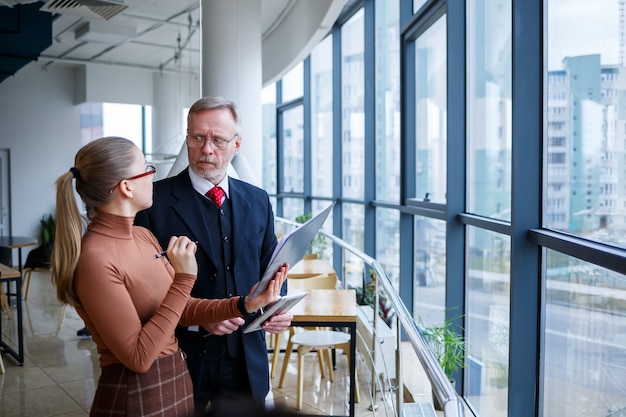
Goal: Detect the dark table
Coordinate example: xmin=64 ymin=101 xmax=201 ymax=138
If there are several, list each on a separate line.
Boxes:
xmin=0 ymin=262 xmax=24 ymax=365
xmin=0 ymin=236 xmax=38 ymax=272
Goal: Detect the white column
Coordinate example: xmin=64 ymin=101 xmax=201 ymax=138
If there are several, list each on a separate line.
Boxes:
xmin=201 ymin=0 xmax=263 ymax=186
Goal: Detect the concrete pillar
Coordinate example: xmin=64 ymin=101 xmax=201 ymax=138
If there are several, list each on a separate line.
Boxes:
xmin=200 ymin=0 xmax=263 ymax=186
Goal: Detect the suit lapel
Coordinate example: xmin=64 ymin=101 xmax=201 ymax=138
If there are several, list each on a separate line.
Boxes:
xmin=229 ymin=178 xmax=252 ymax=262
xmin=170 ymin=171 xmax=220 ymax=266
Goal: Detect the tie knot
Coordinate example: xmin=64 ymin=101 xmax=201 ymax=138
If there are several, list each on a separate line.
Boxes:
xmin=206 ymin=186 xmax=225 ymax=207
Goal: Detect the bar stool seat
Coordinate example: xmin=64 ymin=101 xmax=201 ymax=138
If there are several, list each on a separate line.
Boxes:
xmin=283 ymin=329 xmax=359 ymax=410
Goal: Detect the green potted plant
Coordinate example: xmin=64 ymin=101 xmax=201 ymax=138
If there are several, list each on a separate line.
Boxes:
xmin=24 ymin=214 xmax=56 ymax=269
xmin=421 ymin=316 xmax=465 ymax=410
xmin=40 ymin=214 xmax=56 ymax=246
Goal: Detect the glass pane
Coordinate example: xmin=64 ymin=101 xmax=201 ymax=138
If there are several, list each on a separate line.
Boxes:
xmin=413 ymin=0 xmax=427 ymax=14
xmin=465 ymin=227 xmax=510 ymax=416
xmin=280 ymin=105 xmax=304 ymax=193
xmin=414 ymin=16 xmax=447 ymax=204
xmin=376 ymin=208 xmax=400 ymax=291
xmin=80 ymin=103 xmax=103 ymax=145
xmin=262 ymin=84 xmax=277 ymax=194
xmin=375 ymin=0 xmax=401 ymax=203
xmin=342 ymin=9 xmax=365 ymax=200
xmin=413 ymin=215 xmax=446 ymax=325
xmin=343 ymin=203 xmax=365 ymax=289
xmin=282 ymin=198 xmax=305 ymax=225
xmin=313 ymin=199 xmax=334 ymax=260
xmin=103 ymin=102 xmax=145 ymax=150
xmin=543 ymin=251 xmax=626 ymax=416
xmin=546 ymin=1 xmax=626 ymax=247
xmin=466 ymin=0 xmax=512 ymax=221
xmin=281 ymin=61 xmax=303 ymax=103
xmin=311 ymin=35 xmax=334 ymax=198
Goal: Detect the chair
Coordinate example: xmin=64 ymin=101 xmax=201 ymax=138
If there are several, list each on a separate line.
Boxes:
xmin=0 ymin=246 xmax=12 ymax=319
xmin=276 ymin=273 xmax=360 ymax=410
xmin=0 ymin=284 xmax=11 ymax=320
xmin=21 ymin=243 xmax=53 ymax=301
xmin=270 ymin=273 xmax=336 ymax=377
xmin=22 ymin=266 xmax=53 ymax=301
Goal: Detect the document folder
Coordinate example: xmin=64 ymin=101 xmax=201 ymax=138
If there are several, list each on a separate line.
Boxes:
xmin=250 ymin=201 xmax=335 ymax=300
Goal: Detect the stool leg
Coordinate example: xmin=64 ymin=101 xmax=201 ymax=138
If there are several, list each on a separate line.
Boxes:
xmin=270 ymin=330 xmax=283 ymax=378
xmin=0 ymin=353 xmax=4 ymax=374
xmin=324 ymin=349 xmax=335 ymax=382
xmin=22 ymin=269 xmax=32 ymax=301
xmin=0 ymin=285 xmax=12 ymax=321
xmin=317 ymin=349 xmax=326 ymax=378
xmin=278 ymin=328 xmax=295 ymax=388
xmin=296 ymin=345 xmax=305 ymax=410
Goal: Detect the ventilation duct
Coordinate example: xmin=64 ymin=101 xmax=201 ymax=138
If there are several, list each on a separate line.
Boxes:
xmin=40 ymin=0 xmax=127 ymax=20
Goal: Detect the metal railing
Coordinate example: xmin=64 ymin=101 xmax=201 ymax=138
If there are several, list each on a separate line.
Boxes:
xmin=276 ymin=217 xmax=465 ymax=417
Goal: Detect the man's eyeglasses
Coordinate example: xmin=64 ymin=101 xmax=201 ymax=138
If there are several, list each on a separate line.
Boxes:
xmin=125 ymin=164 xmax=157 ymax=181
xmin=186 ymin=133 xmax=238 ymax=150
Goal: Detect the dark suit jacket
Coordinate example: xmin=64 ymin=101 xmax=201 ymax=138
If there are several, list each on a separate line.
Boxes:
xmin=135 ymin=168 xmax=279 ymax=399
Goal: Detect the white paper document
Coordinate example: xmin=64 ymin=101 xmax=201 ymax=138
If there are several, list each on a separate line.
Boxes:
xmin=250 ymin=201 xmax=335 ymax=300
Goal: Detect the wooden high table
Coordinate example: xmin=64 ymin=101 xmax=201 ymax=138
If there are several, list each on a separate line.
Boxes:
xmin=0 ymin=235 xmax=38 ymax=272
xmin=290 ymin=289 xmax=357 ymax=417
xmin=0 ymin=262 xmax=24 ymax=366
xmin=288 ymin=258 xmax=337 ymax=279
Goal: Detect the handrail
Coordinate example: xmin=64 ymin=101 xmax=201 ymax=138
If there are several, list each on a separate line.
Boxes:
xmin=276 ymin=217 xmax=465 ymax=417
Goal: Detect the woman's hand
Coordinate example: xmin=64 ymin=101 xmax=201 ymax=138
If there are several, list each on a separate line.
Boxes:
xmin=164 ymin=236 xmax=198 ymax=278
xmin=244 ymin=263 xmax=289 ymax=313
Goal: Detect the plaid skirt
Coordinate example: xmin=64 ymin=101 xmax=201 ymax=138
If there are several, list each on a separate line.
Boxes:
xmin=90 ymin=350 xmax=194 ymax=417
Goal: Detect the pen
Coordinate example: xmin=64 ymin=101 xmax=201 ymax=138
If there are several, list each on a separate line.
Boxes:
xmin=154 ymin=241 xmax=199 ymax=259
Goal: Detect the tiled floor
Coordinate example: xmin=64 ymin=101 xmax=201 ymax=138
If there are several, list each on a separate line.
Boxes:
xmin=0 ymin=271 xmax=437 ymax=416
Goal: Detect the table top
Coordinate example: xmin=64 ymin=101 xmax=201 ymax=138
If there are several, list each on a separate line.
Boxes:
xmin=0 ymin=236 xmax=38 ymax=249
xmin=288 ymin=258 xmax=337 ymax=278
xmin=0 ymin=262 xmax=21 ymax=279
xmin=290 ymin=289 xmax=356 ymax=323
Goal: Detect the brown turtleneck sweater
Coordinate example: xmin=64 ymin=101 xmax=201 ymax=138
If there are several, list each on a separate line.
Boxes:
xmin=74 ymin=211 xmax=240 ymax=373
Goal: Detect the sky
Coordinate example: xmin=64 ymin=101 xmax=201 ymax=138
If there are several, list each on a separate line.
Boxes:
xmin=547 ymin=0 xmax=620 ymax=70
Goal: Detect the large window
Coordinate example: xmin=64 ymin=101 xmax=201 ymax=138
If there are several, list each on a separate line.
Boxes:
xmin=465 ymin=227 xmax=510 ymax=416
xmin=466 ymin=0 xmax=512 ymax=221
xmin=341 ymin=9 xmax=365 ymax=202
xmin=546 ymin=0 xmax=626 ymax=248
xmin=311 ymin=36 xmax=334 ymax=198
xmin=262 ymin=84 xmax=277 ymax=195
xmin=544 ymin=1 xmax=626 ymax=416
xmin=543 ymin=251 xmax=626 ymax=416
xmin=263 ymin=2 xmax=626 ymax=416
xmin=414 ymin=15 xmax=447 ymax=205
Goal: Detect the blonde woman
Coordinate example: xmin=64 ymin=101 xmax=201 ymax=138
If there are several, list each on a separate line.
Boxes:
xmin=52 ymin=137 xmax=286 ymax=417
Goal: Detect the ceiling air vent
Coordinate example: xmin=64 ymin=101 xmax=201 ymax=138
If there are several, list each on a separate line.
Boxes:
xmin=40 ymin=0 xmax=127 ymax=20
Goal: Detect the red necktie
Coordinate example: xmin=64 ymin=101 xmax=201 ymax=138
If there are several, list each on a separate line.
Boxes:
xmin=207 ymin=186 xmax=225 ymax=207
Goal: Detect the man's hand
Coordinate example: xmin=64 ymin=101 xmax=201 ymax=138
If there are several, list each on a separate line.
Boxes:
xmin=262 ymin=310 xmax=293 ymax=334
xmin=202 ymin=318 xmax=245 ymax=335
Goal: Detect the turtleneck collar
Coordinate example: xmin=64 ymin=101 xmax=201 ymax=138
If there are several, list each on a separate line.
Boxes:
xmin=87 ymin=211 xmax=135 ymax=240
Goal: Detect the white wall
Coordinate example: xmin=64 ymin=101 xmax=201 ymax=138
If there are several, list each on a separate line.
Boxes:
xmin=0 ymin=61 xmax=200 ymax=264
xmin=0 ymin=63 xmax=80 ymax=255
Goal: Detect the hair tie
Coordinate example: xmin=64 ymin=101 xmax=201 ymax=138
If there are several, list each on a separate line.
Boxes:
xmin=69 ymin=167 xmax=81 ymax=180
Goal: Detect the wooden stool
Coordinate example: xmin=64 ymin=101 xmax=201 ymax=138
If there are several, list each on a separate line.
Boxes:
xmin=0 ymin=284 xmax=12 ymax=320
xmin=280 ymin=329 xmax=360 ymax=410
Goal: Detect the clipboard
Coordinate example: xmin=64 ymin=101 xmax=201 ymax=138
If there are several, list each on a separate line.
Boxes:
xmin=250 ymin=201 xmax=335 ymax=300
xmin=243 ymin=291 xmax=308 ymax=333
